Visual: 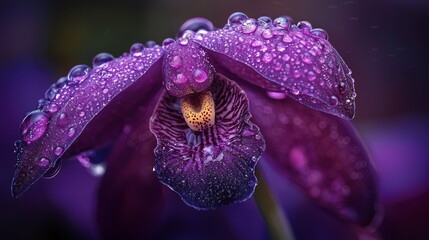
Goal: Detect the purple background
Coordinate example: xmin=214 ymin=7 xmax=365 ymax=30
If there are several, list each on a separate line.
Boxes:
xmin=1 ymin=0 xmax=428 ymax=239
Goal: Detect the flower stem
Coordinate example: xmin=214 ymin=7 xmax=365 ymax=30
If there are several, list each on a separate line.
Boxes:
xmin=254 ymin=167 xmax=295 ymax=240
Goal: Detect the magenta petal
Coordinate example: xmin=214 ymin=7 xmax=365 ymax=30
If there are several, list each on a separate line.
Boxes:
xmin=194 ymin=16 xmax=356 ymax=119
xmin=97 ymin=93 xmax=164 ymax=239
xmin=150 ymin=74 xmax=265 ymax=209
xmin=241 ymin=81 xmax=379 ymax=227
xmin=12 ymin=45 xmax=164 ymax=197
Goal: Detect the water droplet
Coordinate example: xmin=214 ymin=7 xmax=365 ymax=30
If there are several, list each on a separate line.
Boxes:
xmin=291 ymin=88 xmax=300 ymax=95
xmin=145 ymin=40 xmax=156 ymax=48
xmin=43 ymin=160 xmax=61 ymax=178
xmin=255 ymin=134 xmax=262 ymax=140
xmin=44 ymin=86 xmax=58 ymax=101
xmin=329 ymin=95 xmax=339 ymax=106
xmin=228 ymin=12 xmax=248 ymax=25
xmin=273 ymin=16 xmax=292 ymax=29
xmin=174 ymin=73 xmax=188 ymax=84
xmin=262 ymin=53 xmax=273 ymax=63
xmin=46 ymin=103 xmax=60 ymax=113
xmin=276 ymin=42 xmax=286 ymax=52
xmin=92 ymin=53 xmax=115 ymax=67
xmin=38 ymin=157 xmax=50 ymax=168
xmin=307 ymin=71 xmax=316 ymax=81
xmin=102 ymin=88 xmax=109 ymax=94
xmin=257 ymin=16 xmax=272 ymax=26
xmin=20 ymin=111 xmax=49 ymax=144
xmin=193 ymin=69 xmax=208 ymax=83
xmin=129 ymin=43 xmax=144 ymax=53
xmin=282 ymin=34 xmax=293 ymax=43
xmin=179 ymin=38 xmax=189 ymax=46
xmin=37 ymin=99 xmax=48 ymax=110
xmin=67 ymin=65 xmax=91 ymax=85
xmin=56 ymin=113 xmax=68 ymax=126
xmin=302 ymin=53 xmax=313 ymax=64
xmin=267 ymin=91 xmax=287 ymax=100
xmin=169 ymin=55 xmax=182 ymax=68
xmin=251 ymin=40 xmax=263 ymax=47
xmin=178 ymin=17 xmax=214 ymax=37
xmin=311 ymin=28 xmax=329 ymax=40
xmin=54 ymin=146 xmax=64 ymax=156
xmin=68 ymin=127 xmax=76 ymax=137
xmin=242 ymin=19 xmax=257 ymax=33
xmin=338 ymin=82 xmax=346 ymax=93
xmin=293 ymin=70 xmax=301 ymax=78
xmin=262 ymin=29 xmax=273 ymax=39
xmin=282 ymin=54 xmax=291 ymax=61
xmin=55 ymin=77 xmax=68 ymax=89
xmin=79 ymin=111 xmax=86 ymax=117
xmin=162 ymin=38 xmax=175 ymax=47
xmin=297 ymin=21 xmax=312 ymax=31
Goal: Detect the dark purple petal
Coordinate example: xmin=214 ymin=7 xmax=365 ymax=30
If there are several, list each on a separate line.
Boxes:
xmin=150 ymin=74 xmax=265 ymax=209
xmin=193 ymin=14 xmax=356 ymax=119
xmin=12 ymin=44 xmax=164 ymax=197
xmin=97 ymin=92 xmax=165 ymax=239
xmin=240 ymin=81 xmax=379 ymax=227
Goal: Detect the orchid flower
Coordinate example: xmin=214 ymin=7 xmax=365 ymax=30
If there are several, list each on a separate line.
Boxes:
xmin=12 ymin=12 xmax=379 ymax=235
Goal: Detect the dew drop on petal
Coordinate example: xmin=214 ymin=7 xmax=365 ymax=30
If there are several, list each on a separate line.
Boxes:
xmin=20 ymin=111 xmax=49 ymax=144
xmin=262 ymin=29 xmax=273 ymax=39
xmin=228 ymin=12 xmax=248 ymax=25
xmin=273 ymin=16 xmax=292 ymax=29
xmin=68 ymin=127 xmax=76 ymax=137
xmin=162 ymin=38 xmax=175 ymax=47
xmin=92 ymin=53 xmax=115 ymax=68
xmin=307 ymin=71 xmax=316 ymax=81
xmin=329 ymin=95 xmax=339 ymax=106
xmin=262 ymin=53 xmax=273 ymax=63
xmin=169 ymin=56 xmax=182 ymax=68
xmin=179 ymin=38 xmax=189 ymax=46
xmin=174 ymin=73 xmax=188 ymax=84
xmin=56 ymin=113 xmax=68 ymax=126
xmin=242 ymin=19 xmax=257 ymax=33
xmin=129 ymin=43 xmax=145 ymax=53
xmin=311 ymin=28 xmax=329 ymax=40
xmin=193 ymin=69 xmax=208 ymax=83
xmin=38 ymin=157 xmax=50 ymax=168
xmin=54 ymin=146 xmax=64 ymax=156
xmin=67 ymin=65 xmax=91 ymax=85
xmin=291 ymin=88 xmax=300 ymax=95
xmin=297 ymin=21 xmax=312 ymax=31
xmin=283 ymin=34 xmax=293 ymax=43
xmin=276 ymin=42 xmax=286 ymax=52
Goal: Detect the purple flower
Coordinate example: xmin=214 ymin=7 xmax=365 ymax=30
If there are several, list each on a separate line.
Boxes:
xmin=12 ymin=12 xmax=379 ymax=235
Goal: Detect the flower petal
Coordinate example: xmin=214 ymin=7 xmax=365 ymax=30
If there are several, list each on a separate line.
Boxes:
xmin=150 ymin=74 xmax=265 ymax=209
xmin=241 ymin=81 xmax=379 ymax=227
xmin=97 ymin=92 xmax=165 ymax=239
xmin=12 ymin=45 xmax=164 ymax=197
xmin=193 ymin=14 xmax=356 ymax=119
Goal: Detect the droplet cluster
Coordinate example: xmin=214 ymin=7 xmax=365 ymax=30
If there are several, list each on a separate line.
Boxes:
xmin=12 ymin=40 xmax=165 ymax=197
xmin=193 ymin=12 xmax=356 ymax=118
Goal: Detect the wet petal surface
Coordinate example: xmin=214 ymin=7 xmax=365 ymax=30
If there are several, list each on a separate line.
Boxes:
xmin=12 ymin=45 xmax=164 ymax=197
xmin=241 ymin=80 xmax=379 ymax=227
xmin=150 ymin=74 xmax=265 ymax=209
xmin=194 ymin=14 xmax=356 ymax=119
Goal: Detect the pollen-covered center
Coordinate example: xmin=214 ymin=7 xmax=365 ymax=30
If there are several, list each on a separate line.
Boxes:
xmin=181 ymin=91 xmax=215 ymax=131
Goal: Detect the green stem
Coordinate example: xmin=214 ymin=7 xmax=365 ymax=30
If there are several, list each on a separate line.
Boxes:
xmin=254 ymin=167 xmax=295 ymax=240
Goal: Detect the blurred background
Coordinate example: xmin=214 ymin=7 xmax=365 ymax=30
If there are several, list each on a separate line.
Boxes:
xmin=1 ymin=0 xmax=428 ymax=239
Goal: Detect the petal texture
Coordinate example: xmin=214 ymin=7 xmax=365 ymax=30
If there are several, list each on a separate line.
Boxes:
xmin=241 ymin=80 xmax=379 ymax=227
xmin=194 ymin=15 xmax=356 ymax=119
xmin=97 ymin=91 xmax=165 ymax=240
xmin=150 ymin=74 xmax=265 ymax=209
xmin=12 ymin=45 xmax=164 ymax=197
